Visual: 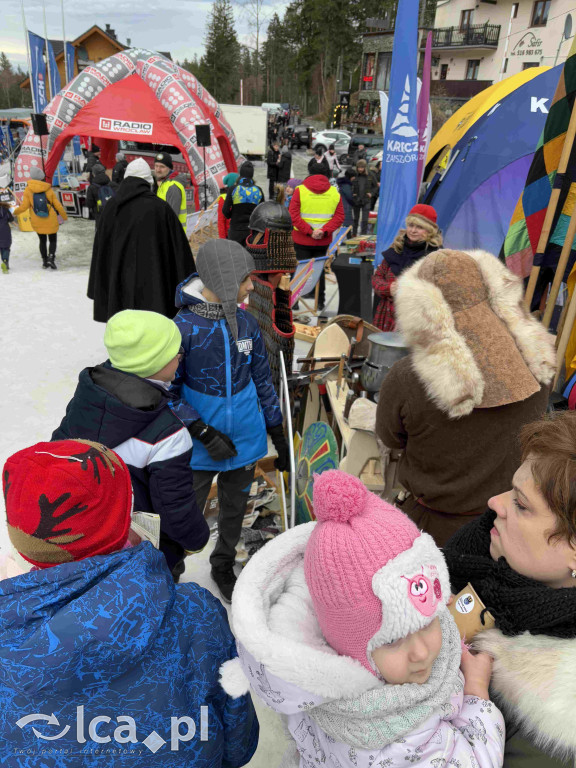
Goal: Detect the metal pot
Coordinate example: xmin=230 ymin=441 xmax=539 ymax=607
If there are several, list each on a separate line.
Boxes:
xmin=360 ymin=332 xmax=409 ymax=393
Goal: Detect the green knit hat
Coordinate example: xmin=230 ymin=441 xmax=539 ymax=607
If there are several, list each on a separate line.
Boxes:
xmin=104 ymin=310 xmax=182 ymax=377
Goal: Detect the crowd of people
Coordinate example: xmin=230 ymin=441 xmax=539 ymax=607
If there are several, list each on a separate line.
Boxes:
xmin=2 ymin=131 xmax=576 ymax=768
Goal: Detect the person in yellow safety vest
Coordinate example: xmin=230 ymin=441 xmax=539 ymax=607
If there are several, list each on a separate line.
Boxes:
xmin=288 ymin=160 xmax=345 ymax=310
xmin=154 ymin=152 xmax=187 ymax=231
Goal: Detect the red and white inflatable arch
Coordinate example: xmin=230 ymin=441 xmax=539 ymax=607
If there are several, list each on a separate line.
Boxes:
xmin=14 ymin=48 xmax=242 ymax=205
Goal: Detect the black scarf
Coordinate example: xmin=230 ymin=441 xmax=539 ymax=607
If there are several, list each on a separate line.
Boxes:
xmin=384 ymin=236 xmax=436 ymax=277
xmin=443 ymin=509 xmax=576 ymax=638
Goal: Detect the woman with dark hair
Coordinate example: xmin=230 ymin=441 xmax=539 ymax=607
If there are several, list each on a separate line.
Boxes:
xmin=444 ymin=410 xmax=576 ymax=767
xmin=372 ymin=204 xmax=442 ymax=332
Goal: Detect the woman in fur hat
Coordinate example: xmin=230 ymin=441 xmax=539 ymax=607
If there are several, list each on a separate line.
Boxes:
xmin=444 ymin=410 xmax=576 ymax=767
xmin=372 ymin=204 xmax=442 ymax=332
xmin=376 ymin=248 xmax=555 ymax=546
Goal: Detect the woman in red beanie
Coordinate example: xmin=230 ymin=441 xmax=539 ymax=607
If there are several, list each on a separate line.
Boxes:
xmin=372 ymin=204 xmax=442 ymax=332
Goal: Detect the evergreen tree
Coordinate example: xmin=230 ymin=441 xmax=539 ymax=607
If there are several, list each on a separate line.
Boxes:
xmin=0 ymin=54 xmax=29 ymax=109
xmin=199 ymin=0 xmax=241 ymax=103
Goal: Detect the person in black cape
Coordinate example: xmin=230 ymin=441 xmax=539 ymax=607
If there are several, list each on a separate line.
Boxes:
xmin=88 ymin=158 xmax=195 ymax=323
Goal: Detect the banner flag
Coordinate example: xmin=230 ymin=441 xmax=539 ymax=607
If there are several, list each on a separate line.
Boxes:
xmin=47 ymin=38 xmax=61 ymax=96
xmin=417 ymin=32 xmax=433 ymax=191
xmin=375 ymin=0 xmax=419 ymax=267
xmin=65 ymin=42 xmax=75 ymax=86
xmin=28 ymin=31 xmax=48 ymax=111
xmin=378 ymin=90 xmax=389 ymax=135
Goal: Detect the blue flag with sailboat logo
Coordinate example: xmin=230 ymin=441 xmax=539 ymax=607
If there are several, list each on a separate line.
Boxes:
xmin=375 ymin=0 xmax=419 ymax=267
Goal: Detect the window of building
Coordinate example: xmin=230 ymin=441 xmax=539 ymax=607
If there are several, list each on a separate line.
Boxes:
xmin=460 ymin=9 xmax=474 ymax=30
xmin=531 ymin=0 xmax=551 ymax=27
xmin=440 ymin=63 xmax=448 ymax=80
xmin=362 ymin=53 xmax=375 ymax=90
xmin=466 ymin=59 xmax=480 ymax=80
xmin=512 ymin=3 xmax=519 ymax=18
xmin=502 ymin=57 xmax=509 ymax=73
xmin=523 ymin=62 xmax=540 ymax=69
xmin=376 ymin=51 xmax=392 ymax=90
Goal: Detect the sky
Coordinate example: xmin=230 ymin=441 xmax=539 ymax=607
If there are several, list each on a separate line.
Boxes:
xmin=2 ymin=0 xmax=290 ymax=71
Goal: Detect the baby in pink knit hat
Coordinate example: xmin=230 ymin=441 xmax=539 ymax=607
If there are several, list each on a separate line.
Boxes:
xmin=229 ymin=470 xmax=505 ymax=768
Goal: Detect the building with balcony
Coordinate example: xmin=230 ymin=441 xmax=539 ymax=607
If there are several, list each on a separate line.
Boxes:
xmin=430 ymin=0 xmax=574 ymax=99
xmin=357 ymin=0 xmax=437 ymax=123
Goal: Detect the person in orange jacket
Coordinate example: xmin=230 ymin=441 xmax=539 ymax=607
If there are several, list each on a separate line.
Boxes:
xmin=13 ymin=167 xmax=68 ymax=269
xmin=217 ymin=172 xmax=239 ymax=239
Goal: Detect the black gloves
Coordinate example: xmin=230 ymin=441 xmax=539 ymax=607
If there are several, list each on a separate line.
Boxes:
xmin=189 ymin=420 xmax=237 ymax=461
xmin=268 ymin=424 xmax=290 ymax=472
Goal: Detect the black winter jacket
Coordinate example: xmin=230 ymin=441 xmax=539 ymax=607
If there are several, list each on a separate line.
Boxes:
xmin=278 ymin=151 xmax=292 ymax=183
xmin=352 ymin=172 xmax=377 ymax=206
xmin=52 ymin=363 xmax=209 ymax=552
xmin=86 ymin=171 xmax=117 ymax=224
xmin=222 ymin=178 xmax=264 ymax=245
xmin=266 ymin=148 xmax=280 ymax=180
xmin=112 ymin=158 xmax=128 ymax=184
xmin=336 ymin=177 xmax=354 ymax=228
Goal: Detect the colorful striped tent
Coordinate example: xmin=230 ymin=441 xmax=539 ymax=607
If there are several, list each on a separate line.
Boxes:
xmin=425 ymin=66 xmax=549 ymax=179
xmin=504 ymin=38 xmax=576 ymax=282
xmin=423 ymin=66 xmax=560 ymax=255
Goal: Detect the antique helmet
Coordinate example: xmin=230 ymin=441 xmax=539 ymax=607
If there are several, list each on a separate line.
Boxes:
xmin=249 ymin=201 xmax=292 ymax=233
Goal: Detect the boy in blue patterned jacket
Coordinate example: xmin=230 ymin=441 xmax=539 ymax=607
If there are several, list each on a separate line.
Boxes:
xmin=1 ymin=439 xmax=258 ymax=767
xmin=170 ymin=239 xmax=289 ymax=603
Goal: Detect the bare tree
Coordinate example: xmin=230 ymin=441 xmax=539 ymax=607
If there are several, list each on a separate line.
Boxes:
xmin=234 ymin=0 xmax=270 ymax=99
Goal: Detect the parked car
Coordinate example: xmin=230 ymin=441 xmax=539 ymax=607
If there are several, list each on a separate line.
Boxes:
xmin=287 ymin=124 xmax=314 ymax=149
xmin=312 ymin=130 xmax=351 ymax=153
xmin=340 ymin=134 xmax=385 ymax=165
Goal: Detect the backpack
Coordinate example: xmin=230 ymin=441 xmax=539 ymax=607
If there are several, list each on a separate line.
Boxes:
xmin=97 ymin=184 xmax=115 ymax=211
xmin=32 ymin=192 xmax=51 ymax=218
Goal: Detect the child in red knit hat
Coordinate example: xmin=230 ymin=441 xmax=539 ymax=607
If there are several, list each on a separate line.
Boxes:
xmin=0 ymin=439 xmax=259 ymax=765
xmin=228 ymin=469 xmax=504 ymax=768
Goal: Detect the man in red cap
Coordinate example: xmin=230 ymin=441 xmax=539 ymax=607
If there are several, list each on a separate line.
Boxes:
xmin=372 ymin=204 xmax=443 ymax=332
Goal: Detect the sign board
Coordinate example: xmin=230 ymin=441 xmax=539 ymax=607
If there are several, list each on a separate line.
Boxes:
xmin=339 ymin=91 xmax=351 ymax=106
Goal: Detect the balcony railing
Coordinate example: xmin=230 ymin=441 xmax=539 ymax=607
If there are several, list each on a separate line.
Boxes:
xmin=431 ymin=23 xmax=501 ymax=48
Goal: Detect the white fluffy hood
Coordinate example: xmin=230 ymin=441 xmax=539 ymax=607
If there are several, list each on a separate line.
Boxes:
xmin=476 ymin=628 xmax=576 ymax=761
xmin=223 ymin=522 xmax=377 ymax=705
xmin=394 ymin=249 xmax=556 ymax=418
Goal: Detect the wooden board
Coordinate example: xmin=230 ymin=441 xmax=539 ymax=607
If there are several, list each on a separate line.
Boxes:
xmin=295 ymin=422 xmax=339 ymax=525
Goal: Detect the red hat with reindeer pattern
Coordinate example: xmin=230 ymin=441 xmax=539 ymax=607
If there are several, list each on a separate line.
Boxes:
xmin=3 ymin=440 xmax=132 ymax=568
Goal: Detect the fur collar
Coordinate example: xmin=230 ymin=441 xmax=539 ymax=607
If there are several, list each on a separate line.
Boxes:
xmin=395 ymin=249 xmax=556 ymax=418
xmin=475 ymin=628 xmax=576 ymax=761
xmin=231 ymin=522 xmax=378 ymax=699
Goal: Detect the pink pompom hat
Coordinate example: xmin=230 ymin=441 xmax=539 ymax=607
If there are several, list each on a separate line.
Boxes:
xmin=304 ymin=470 xmax=451 ymax=676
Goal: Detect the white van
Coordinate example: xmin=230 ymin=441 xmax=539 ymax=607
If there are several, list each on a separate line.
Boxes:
xmin=261 ymin=102 xmax=283 ymax=116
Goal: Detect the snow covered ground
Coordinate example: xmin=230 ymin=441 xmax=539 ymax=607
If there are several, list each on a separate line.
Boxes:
xmin=0 ymin=172 xmax=339 ymax=765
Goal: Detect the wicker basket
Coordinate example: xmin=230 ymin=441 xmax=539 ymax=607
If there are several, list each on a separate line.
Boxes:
xmin=188 ymin=201 xmax=220 ymax=251
xmin=189 ymin=220 xmax=219 ymax=250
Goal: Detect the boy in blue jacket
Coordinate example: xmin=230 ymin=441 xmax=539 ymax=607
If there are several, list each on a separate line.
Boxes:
xmin=1 ymin=439 xmax=259 ymax=767
xmin=52 ymin=310 xmax=209 ymax=580
xmin=170 ymin=240 xmax=289 ymax=603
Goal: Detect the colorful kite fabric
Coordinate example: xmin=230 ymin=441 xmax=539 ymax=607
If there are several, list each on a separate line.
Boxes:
xmin=504 ymin=38 xmax=576 ymax=280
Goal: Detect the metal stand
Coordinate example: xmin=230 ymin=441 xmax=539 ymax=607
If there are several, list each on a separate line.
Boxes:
xmin=202 ymin=144 xmax=207 ymax=211
xmin=279 ymin=350 xmax=296 ymax=529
